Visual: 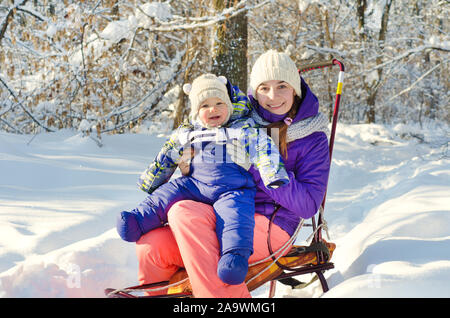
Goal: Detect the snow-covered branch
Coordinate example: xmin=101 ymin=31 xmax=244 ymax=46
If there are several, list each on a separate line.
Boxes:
xmin=388 ymin=58 xmax=449 ymax=102
xmin=359 ymin=44 xmax=449 ymax=76
xmin=304 ymin=44 xmax=346 ymax=58
xmin=0 ymin=75 xmax=54 ymax=132
xmin=100 ymin=51 xmax=198 ymax=134
xmin=137 ymin=0 xmax=272 ymax=32
xmin=0 ymin=0 xmax=29 ymax=44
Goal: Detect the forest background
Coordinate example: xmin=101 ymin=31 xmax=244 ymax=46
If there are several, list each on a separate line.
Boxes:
xmin=0 ymin=0 xmax=448 ymax=138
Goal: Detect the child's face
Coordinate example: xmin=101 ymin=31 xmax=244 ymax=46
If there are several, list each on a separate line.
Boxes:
xmin=198 ymin=97 xmax=229 ymax=127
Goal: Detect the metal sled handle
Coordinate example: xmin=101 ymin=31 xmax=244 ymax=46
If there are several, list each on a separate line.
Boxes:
xmin=298 ymin=58 xmax=345 ymax=165
xmin=298 ymin=59 xmax=345 ymax=73
xmin=297 ymin=59 xmax=345 ymax=263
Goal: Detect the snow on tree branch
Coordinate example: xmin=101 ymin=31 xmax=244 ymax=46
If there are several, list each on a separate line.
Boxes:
xmin=0 ymin=75 xmax=54 ymax=133
xmin=0 ymin=0 xmax=29 ymax=44
xmin=388 ymin=58 xmax=450 ymax=102
xmin=135 ymin=0 xmax=272 ymax=32
xmin=359 ymin=44 xmax=450 ymax=76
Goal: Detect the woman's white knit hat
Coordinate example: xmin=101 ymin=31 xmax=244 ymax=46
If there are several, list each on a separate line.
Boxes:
xmin=183 ymin=73 xmax=233 ymax=126
xmin=249 ymin=49 xmax=301 ymax=98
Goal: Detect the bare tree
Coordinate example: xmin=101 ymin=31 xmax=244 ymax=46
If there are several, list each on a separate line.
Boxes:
xmin=366 ymin=0 xmax=393 ymax=123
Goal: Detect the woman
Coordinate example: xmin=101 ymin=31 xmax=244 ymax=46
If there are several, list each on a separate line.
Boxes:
xmin=135 ymin=50 xmax=330 ymax=298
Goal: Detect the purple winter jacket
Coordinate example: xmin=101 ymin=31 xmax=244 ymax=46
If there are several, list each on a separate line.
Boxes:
xmin=248 ymin=78 xmax=330 ymax=237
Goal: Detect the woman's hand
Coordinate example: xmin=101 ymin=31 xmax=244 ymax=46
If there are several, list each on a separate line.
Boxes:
xmin=178 ymin=147 xmax=195 ymax=176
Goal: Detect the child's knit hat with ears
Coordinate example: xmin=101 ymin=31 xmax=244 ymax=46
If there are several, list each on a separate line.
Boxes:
xmin=249 ymin=49 xmax=302 ymax=98
xmin=183 ymin=73 xmax=233 ymax=127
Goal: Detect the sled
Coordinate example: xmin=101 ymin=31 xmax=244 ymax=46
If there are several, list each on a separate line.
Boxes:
xmin=104 ymin=59 xmax=345 ymax=298
xmin=104 ymin=240 xmax=336 ymax=298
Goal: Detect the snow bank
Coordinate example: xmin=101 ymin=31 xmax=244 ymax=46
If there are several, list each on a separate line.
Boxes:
xmin=0 ymin=122 xmax=449 ymax=298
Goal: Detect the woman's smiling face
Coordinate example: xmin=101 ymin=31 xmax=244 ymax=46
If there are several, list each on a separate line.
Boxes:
xmin=255 ymin=80 xmax=296 ymax=115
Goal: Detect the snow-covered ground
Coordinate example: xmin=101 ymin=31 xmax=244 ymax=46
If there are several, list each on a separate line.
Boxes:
xmin=0 ymin=122 xmax=449 ymax=298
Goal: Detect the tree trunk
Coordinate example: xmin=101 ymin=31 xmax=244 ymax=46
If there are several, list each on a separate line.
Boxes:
xmin=367 ymin=93 xmax=376 ymax=124
xmin=366 ymin=0 xmax=392 ymax=123
xmin=360 ymin=0 xmax=392 ymax=124
xmin=356 ymin=0 xmax=367 ymax=41
xmin=211 ymin=0 xmax=248 ymax=93
xmin=173 ymin=46 xmax=196 ymax=129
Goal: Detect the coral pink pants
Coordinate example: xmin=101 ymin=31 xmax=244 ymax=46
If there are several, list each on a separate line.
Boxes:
xmin=136 ymin=200 xmax=291 ymax=298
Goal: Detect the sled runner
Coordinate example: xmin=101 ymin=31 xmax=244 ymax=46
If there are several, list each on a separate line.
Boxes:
xmin=105 ymin=59 xmax=345 ymax=298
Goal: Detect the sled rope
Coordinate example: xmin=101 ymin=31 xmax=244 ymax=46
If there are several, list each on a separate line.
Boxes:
xmin=306 ymin=219 xmax=330 ymax=243
xmin=251 ymin=218 xmax=305 ymax=267
xmin=245 ymin=218 xmax=305 ymax=285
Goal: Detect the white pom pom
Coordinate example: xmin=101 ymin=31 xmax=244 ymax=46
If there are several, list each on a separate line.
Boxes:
xmin=217 ymin=76 xmax=227 ymax=85
xmin=182 ymin=83 xmax=192 ymax=94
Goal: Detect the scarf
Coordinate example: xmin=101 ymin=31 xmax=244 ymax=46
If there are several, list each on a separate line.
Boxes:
xmin=250 ymin=111 xmax=330 ymax=143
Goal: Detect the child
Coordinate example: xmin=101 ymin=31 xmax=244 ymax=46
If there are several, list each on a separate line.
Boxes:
xmin=116 ymin=74 xmax=289 ymax=285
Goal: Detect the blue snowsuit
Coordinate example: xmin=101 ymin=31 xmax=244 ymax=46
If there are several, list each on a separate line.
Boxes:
xmin=117 ymin=83 xmax=289 ymax=283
